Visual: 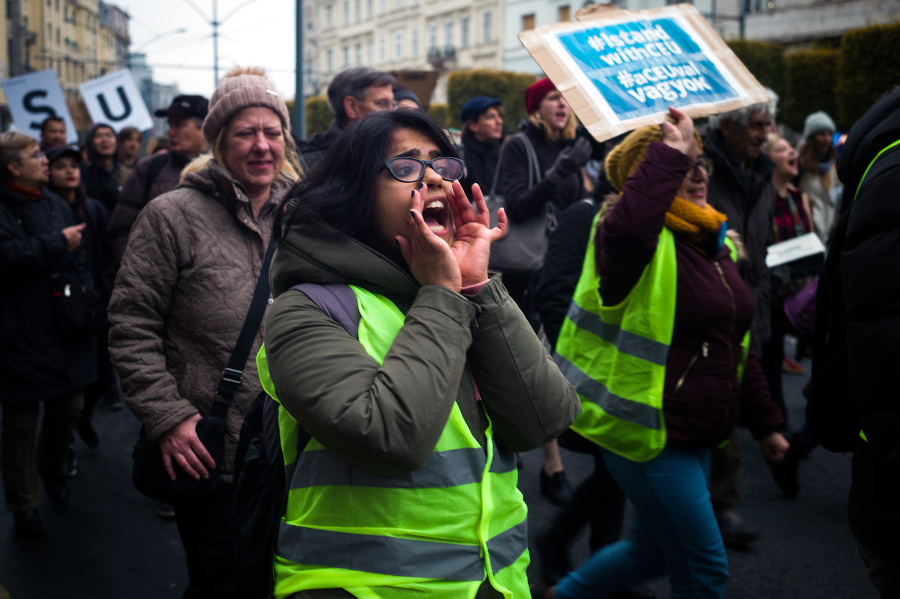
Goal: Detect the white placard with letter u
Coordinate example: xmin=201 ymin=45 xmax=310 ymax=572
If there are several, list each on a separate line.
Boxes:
xmin=79 ymin=69 xmax=153 ymax=133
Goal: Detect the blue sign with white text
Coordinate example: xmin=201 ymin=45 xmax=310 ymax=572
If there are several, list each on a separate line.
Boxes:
xmin=556 ymin=18 xmax=739 ymax=120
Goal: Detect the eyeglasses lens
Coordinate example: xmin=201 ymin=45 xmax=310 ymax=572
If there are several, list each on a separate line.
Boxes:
xmin=388 ymin=157 xmax=464 ymax=182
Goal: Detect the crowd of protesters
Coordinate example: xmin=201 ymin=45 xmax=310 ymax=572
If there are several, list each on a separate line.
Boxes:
xmin=1 ymin=63 xmax=897 ymax=599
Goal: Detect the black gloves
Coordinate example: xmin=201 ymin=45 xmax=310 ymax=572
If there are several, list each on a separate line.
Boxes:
xmin=546 ymin=137 xmax=592 ymax=185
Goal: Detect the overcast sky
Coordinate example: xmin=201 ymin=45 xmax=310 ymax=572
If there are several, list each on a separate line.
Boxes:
xmin=124 ymin=0 xmax=298 ymax=100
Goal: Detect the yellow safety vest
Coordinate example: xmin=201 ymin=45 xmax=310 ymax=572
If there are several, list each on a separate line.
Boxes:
xmin=554 ymin=217 xmax=747 ymax=462
xmin=258 ymin=285 xmax=530 ymax=599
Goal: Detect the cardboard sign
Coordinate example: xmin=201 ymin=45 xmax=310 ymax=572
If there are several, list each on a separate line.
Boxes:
xmin=79 ymin=69 xmax=153 ymax=133
xmin=1 ymin=70 xmax=79 ymax=143
xmin=518 ymin=4 xmax=772 ymax=142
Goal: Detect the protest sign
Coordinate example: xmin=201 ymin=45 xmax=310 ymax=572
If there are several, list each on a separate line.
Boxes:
xmin=518 ymin=3 xmax=771 ymax=142
xmin=1 ymin=70 xmax=78 ymax=143
xmin=79 ymin=69 xmax=153 ymax=133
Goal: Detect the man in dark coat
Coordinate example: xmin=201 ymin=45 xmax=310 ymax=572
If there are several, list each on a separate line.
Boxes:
xmin=703 ymin=99 xmax=777 ymax=547
xmin=297 ymin=67 xmax=394 ymax=171
xmin=106 ymin=94 xmax=209 ymax=267
xmin=813 ymin=86 xmax=900 ymax=597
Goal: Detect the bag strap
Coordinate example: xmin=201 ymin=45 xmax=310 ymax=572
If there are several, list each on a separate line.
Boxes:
xmin=280 ymin=283 xmax=361 ymax=457
xmin=489 ymin=132 xmax=541 ymax=198
xmin=210 ymin=237 xmax=277 ymax=419
xmin=854 ymin=137 xmax=900 ymax=202
xmin=288 ymin=283 xmax=360 ymax=338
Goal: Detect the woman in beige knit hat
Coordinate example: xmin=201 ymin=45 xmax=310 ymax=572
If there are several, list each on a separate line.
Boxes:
xmin=108 ymin=68 xmax=300 ymax=599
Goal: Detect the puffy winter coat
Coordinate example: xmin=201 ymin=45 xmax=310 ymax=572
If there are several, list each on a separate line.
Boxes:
xmin=108 ymin=160 xmax=291 ymax=481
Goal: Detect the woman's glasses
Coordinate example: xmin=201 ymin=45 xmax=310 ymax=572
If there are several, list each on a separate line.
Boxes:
xmin=688 ymin=156 xmax=713 ymax=178
xmin=382 ymin=156 xmax=465 ymax=183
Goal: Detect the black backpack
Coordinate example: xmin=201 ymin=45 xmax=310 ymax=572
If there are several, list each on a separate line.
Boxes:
xmin=232 ymin=283 xmax=360 ymax=598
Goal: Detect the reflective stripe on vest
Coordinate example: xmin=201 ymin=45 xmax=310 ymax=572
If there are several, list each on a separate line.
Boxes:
xmin=258 ymin=285 xmax=529 ymax=599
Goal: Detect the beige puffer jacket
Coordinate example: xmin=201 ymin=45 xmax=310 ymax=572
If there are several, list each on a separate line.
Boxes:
xmin=108 ymin=159 xmax=292 ymax=481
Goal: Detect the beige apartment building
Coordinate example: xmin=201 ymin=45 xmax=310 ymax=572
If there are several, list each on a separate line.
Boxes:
xmin=2 ymin=0 xmax=129 ymax=130
xmin=310 ymin=0 xmax=507 ymax=103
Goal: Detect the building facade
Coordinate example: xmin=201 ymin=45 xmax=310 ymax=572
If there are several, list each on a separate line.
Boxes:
xmin=2 ymin=0 xmax=129 ymax=129
xmin=311 ymin=0 xmax=506 ymax=103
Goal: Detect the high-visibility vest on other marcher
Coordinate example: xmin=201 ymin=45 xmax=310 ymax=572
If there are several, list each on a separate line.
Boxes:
xmin=554 ymin=216 xmax=747 ymax=462
xmin=257 ymin=285 xmax=530 ymax=599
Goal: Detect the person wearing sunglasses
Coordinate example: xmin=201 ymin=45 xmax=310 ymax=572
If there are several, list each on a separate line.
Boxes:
xmin=260 ymin=108 xmax=580 ymax=598
xmin=538 ymin=109 xmax=788 ymax=599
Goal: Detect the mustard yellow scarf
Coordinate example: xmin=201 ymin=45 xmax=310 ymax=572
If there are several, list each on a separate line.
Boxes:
xmin=664 ymin=197 xmax=728 ymax=248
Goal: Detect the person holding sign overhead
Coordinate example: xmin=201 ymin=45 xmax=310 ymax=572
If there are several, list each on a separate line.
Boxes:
xmin=542 ymin=108 xmax=788 ymax=599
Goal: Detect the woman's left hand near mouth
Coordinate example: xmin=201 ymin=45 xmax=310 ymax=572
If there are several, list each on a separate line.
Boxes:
xmin=447 ymin=180 xmax=507 ymax=287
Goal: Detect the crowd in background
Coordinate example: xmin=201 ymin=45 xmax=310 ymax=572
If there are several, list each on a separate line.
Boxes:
xmin=1 ymin=64 xmax=897 ymax=599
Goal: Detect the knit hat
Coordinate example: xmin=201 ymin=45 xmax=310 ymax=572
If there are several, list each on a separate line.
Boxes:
xmin=525 ymin=78 xmax=557 ymax=115
xmin=201 ymin=73 xmax=291 ymax=144
xmin=460 ymin=96 xmax=502 ymax=123
xmin=605 ymin=124 xmax=702 ymax=192
xmin=392 ymin=84 xmax=422 ymax=108
xmin=802 ymin=111 xmax=836 ymax=140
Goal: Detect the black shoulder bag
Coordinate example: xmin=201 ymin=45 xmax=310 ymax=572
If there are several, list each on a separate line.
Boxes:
xmin=132 ymin=238 xmax=276 ymax=504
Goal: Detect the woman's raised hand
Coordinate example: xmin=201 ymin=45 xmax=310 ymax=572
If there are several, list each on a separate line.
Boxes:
xmin=396 ymin=186 xmax=463 ymax=292
xmin=661 ymin=107 xmax=696 ymax=156
xmin=448 ymin=181 xmax=507 ymax=287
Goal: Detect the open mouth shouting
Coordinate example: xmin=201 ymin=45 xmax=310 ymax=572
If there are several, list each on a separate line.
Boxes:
xmin=422 ymin=197 xmax=451 ymax=236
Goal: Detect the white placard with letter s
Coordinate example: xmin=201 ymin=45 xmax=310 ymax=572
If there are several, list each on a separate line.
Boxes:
xmin=1 ymin=70 xmax=79 ymax=143
xmin=79 ymin=69 xmax=153 ymax=133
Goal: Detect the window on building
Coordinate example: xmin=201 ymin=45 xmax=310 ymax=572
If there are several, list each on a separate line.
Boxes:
xmin=343 ymin=0 xmax=349 ymax=24
xmin=428 ymin=24 xmax=437 ymax=50
xmin=411 ymin=28 xmax=419 ymax=57
xmin=444 ymin=20 xmax=454 ymax=51
xmin=326 ymin=5 xmax=333 ymax=27
xmin=379 ymin=36 xmax=386 ymax=63
xmin=56 ymin=27 xmax=60 ymax=44
xmin=483 ymin=10 xmax=492 ymax=44
xmin=559 ymin=5 xmax=570 ymax=21
xmin=394 ymin=32 xmax=403 ymax=60
xmin=343 ymin=45 xmax=350 ymax=66
xmin=461 ymin=16 xmax=469 ymax=48
xmin=367 ymin=0 xmax=372 ymax=18
xmin=522 ymin=13 xmax=535 ymax=31
xmin=395 ymin=0 xmax=402 ymax=8
xmin=326 ymin=49 xmax=333 ymax=73
xmin=48 ymin=24 xmax=52 ymax=42
xmin=368 ymin=40 xmax=374 ymax=63
xmin=355 ymin=0 xmax=360 ymax=21
xmin=379 ymin=0 xmax=385 ymax=14
xmin=356 ymin=43 xmax=362 ymax=64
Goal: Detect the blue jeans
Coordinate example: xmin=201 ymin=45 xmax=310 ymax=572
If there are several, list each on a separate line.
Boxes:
xmin=555 ymin=446 xmax=728 ymax=599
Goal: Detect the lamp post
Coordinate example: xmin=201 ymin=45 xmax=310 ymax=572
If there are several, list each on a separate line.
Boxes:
xmin=182 ymin=0 xmax=257 ymax=86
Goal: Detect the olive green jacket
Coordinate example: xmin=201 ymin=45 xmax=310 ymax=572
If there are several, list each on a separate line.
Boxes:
xmin=265 ymin=213 xmax=581 ymax=479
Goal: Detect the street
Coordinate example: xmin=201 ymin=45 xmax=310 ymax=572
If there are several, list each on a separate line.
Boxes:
xmin=0 ymin=354 xmax=874 ymax=598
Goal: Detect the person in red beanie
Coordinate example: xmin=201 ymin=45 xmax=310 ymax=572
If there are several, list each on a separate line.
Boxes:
xmin=495 ymin=77 xmax=592 ymax=506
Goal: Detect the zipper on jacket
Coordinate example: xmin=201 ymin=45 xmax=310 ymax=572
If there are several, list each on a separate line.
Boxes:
xmin=713 ymin=261 xmax=738 ymax=385
xmin=673 ymin=341 xmax=708 ymax=396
